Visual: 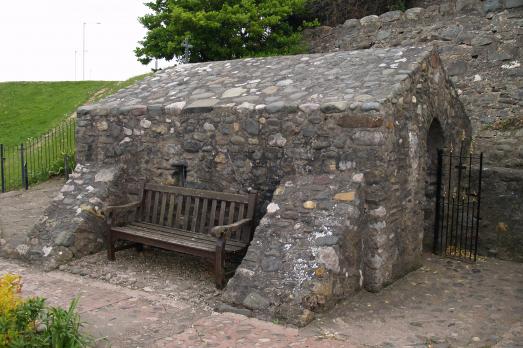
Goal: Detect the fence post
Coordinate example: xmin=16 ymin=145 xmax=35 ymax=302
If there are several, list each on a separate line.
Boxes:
xmin=433 ymin=149 xmax=443 ymax=254
xmin=20 ymin=143 xmax=25 ymax=189
xmin=64 ymin=154 xmax=69 ymax=182
xmin=0 ymin=144 xmax=5 ymax=193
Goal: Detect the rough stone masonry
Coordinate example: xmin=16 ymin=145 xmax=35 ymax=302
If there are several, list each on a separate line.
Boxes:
xmin=25 ymin=46 xmax=470 ymax=325
xmin=304 ymin=0 xmax=523 ymax=260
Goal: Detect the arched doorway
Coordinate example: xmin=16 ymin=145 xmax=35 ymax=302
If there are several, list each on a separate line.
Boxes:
xmin=423 ymin=119 xmax=445 ymax=251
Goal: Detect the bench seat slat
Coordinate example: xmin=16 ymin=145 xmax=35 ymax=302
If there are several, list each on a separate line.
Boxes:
xmin=111 ymin=225 xmax=246 ymax=252
xmin=131 ymin=222 xmax=248 ymax=248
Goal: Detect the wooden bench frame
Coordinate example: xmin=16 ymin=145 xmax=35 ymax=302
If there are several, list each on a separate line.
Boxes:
xmin=104 ymin=183 xmax=257 ymax=288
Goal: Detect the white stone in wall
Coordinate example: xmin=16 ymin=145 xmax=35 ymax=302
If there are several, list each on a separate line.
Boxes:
xmin=266 ymin=203 xmax=280 ymax=214
xmin=318 ymin=247 xmax=340 ymax=272
xmin=95 ymin=167 xmax=116 ymax=182
xmin=140 ymin=119 xmax=152 ymax=128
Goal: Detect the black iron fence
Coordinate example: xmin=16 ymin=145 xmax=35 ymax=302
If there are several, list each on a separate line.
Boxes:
xmin=433 ymin=145 xmax=483 ymax=261
xmin=0 ymin=117 xmax=76 ymax=193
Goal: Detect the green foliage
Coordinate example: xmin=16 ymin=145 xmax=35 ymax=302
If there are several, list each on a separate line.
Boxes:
xmin=0 ymin=274 xmax=92 ymax=348
xmin=135 ymin=0 xmax=315 ymax=64
xmin=389 ymin=0 xmax=407 ymax=11
xmin=0 ymin=81 xmax=110 ymax=147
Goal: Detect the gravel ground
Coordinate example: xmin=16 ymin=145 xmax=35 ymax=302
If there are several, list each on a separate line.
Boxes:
xmin=59 ymin=247 xmax=226 ymax=312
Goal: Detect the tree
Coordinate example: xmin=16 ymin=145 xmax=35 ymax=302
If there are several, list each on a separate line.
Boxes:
xmin=135 ymin=0 xmax=312 ymax=64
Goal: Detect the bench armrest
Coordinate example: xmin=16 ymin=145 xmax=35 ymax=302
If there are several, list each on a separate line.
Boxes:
xmin=210 ymin=219 xmax=252 ymax=239
xmin=103 ymin=201 xmax=141 ymax=226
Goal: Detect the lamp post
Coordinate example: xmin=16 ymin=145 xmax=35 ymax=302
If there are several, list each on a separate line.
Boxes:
xmin=82 ymin=22 xmax=101 ymax=80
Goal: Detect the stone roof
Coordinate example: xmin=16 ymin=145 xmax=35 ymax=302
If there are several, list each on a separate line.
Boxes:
xmin=92 ymin=46 xmax=432 ymax=114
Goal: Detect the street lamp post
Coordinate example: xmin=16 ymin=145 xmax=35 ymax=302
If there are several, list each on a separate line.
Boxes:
xmin=82 ymin=22 xmax=101 ymax=81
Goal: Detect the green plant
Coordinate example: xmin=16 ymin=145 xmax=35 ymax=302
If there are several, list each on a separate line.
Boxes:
xmin=389 ymin=0 xmax=407 ymax=11
xmin=0 ymin=274 xmax=92 ymax=348
xmin=135 ymin=0 xmax=314 ymax=64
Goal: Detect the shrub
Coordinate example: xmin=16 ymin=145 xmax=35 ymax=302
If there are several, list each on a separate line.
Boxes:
xmin=0 ymin=274 xmax=92 ymax=348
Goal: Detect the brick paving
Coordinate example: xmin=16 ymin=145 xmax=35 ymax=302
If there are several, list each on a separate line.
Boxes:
xmin=2 ymin=254 xmax=522 ymax=347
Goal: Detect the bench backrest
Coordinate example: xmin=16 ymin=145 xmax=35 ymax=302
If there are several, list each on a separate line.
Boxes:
xmin=138 ymin=184 xmax=257 ymax=243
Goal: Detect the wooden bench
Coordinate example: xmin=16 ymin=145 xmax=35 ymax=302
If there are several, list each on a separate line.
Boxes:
xmin=104 ymin=183 xmax=257 ymax=288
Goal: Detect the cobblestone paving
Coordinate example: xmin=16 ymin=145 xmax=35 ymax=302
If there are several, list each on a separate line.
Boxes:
xmin=305 ymin=255 xmax=523 ymax=347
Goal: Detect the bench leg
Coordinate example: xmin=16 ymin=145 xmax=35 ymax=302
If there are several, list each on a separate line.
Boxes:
xmin=215 ymin=237 xmax=226 ymax=289
xmin=107 ymin=232 xmax=116 ymax=261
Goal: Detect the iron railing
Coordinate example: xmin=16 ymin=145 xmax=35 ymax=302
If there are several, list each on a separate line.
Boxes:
xmin=0 ymin=117 xmax=76 ymax=193
xmin=433 ymin=146 xmax=483 ymax=261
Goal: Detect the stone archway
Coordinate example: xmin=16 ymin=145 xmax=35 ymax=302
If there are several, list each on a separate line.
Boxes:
xmin=423 ymin=118 xmax=445 ymax=251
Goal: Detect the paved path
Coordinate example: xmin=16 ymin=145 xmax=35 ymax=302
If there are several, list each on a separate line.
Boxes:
xmin=0 ymin=178 xmax=63 ymax=257
xmin=0 ymin=258 xmax=344 ymax=347
xmin=2 ymin=255 xmax=522 ymax=347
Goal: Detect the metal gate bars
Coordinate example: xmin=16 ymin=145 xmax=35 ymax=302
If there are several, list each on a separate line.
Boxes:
xmin=433 ymin=145 xmax=483 ymax=261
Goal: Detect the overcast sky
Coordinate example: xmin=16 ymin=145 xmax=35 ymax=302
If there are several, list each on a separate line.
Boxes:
xmin=0 ymin=0 xmax=171 ymax=82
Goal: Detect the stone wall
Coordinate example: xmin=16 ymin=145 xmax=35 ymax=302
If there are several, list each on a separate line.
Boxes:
xmin=27 ymin=47 xmax=469 ymax=325
xmin=303 ymin=2 xmax=523 ymax=260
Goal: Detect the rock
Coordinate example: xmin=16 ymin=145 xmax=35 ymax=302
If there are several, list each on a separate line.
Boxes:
xmin=303 ymin=201 xmax=317 ymax=209
xmin=262 ymin=86 xmax=278 ymax=94
xmin=96 ymin=121 xmax=108 ymax=131
xmin=184 ymin=99 xmax=219 ymax=113
xmin=343 ymin=18 xmax=360 ymax=29
xmin=471 ymin=36 xmax=493 ymax=46
xmin=299 ymin=103 xmax=320 ymax=113
xmin=380 ymin=10 xmax=402 ymax=22
xmin=266 ymin=203 xmax=280 ymax=213
xmin=484 ymin=0 xmax=502 ymax=12
xmin=318 ymin=247 xmax=340 ymax=272
xmin=276 ymin=79 xmax=293 ymax=87
xmin=216 ymin=303 xmax=252 ymax=317
xmin=140 ymin=119 xmax=152 ymax=129
xmin=505 ymin=0 xmax=523 ymax=8
xmin=377 ymin=30 xmax=391 ymax=41
xmin=230 ymin=135 xmax=246 ymax=145
xmin=360 ymin=15 xmax=381 ymax=32
xmin=261 ymin=257 xmax=281 ymax=272
xmin=446 ymin=61 xmax=468 ymax=76
xmin=203 ymin=122 xmax=215 ymax=131
xmin=320 ymin=101 xmax=349 ymax=113
xmin=353 ymin=131 xmax=385 ymax=146
xmin=243 ymin=118 xmax=259 ymax=135
xmin=265 ymin=101 xmax=298 ymax=113
xmin=95 ymin=167 xmax=117 ymax=182
xmin=405 ymin=8 xmax=423 ymax=20
xmin=268 ymin=133 xmax=287 ymax=147
xmin=361 ymin=102 xmax=381 ymax=112
xmin=222 ymin=87 xmax=246 ymax=98
xmin=243 ymin=292 xmax=270 ymax=310
xmin=182 ymin=140 xmax=202 ymax=152
xmin=165 ymin=101 xmax=186 ymax=114
xmin=334 ymin=192 xmax=356 ymax=201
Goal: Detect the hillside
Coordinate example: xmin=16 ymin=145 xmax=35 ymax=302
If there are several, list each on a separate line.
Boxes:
xmin=0 ymin=77 xmax=147 ymax=146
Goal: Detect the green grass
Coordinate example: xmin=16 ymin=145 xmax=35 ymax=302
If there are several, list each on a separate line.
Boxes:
xmin=0 ymin=75 xmax=151 ymax=147
xmin=0 ymin=74 xmax=150 ymax=191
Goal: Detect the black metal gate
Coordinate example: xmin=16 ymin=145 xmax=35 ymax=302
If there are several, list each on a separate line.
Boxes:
xmin=433 ymin=145 xmax=483 ymax=261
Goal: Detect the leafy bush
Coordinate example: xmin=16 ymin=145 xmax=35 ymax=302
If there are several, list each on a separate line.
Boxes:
xmin=135 ymin=0 xmax=315 ymax=64
xmin=0 ymin=274 xmax=92 ymax=348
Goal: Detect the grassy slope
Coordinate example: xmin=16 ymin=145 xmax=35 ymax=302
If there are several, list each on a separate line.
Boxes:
xmin=0 ymin=75 xmax=149 ymax=146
